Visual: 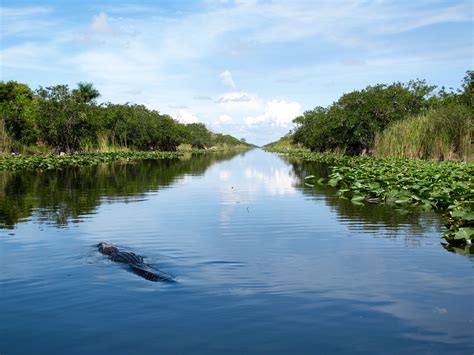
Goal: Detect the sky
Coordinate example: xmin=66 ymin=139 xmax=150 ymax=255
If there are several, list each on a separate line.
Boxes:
xmin=0 ymin=0 xmax=472 ymax=146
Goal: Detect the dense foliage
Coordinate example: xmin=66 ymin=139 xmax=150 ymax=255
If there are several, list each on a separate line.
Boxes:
xmin=0 ymin=82 xmax=253 ymax=154
xmin=291 ymin=72 xmax=473 ymax=158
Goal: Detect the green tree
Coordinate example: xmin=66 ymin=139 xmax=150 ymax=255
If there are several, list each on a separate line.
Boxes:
xmin=72 ymin=82 xmax=100 ymax=103
xmin=184 ymin=123 xmax=212 ymax=149
xmin=0 ymin=81 xmax=37 ymax=144
xmin=35 ymin=85 xmax=95 ymax=151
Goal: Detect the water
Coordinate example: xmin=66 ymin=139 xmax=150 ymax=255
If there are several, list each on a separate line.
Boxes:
xmin=0 ymin=149 xmax=473 ymax=354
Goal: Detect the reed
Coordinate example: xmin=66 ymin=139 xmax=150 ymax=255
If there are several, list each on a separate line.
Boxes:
xmin=374 ymin=105 xmax=472 ymax=161
xmin=0 ymin=120 xmax=12 ymax=155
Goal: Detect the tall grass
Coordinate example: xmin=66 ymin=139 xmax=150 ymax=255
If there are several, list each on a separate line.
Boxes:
xmin=263 ymin=136 xmax=309 ymax=152
xmin=81 ymin=131 xmax=130 ymax=153
xmin=374 ymin=105 xmax=472 ymax=161
xmin=0 ymin=120 xmax=13 ymax=155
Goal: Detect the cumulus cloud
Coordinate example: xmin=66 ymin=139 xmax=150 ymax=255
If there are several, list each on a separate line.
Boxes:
xmin=244 ymin=100 xmax=301 ymax=127
xmin=220 ymin=70 xmax=236 ymax=88
xmin=90 ymin=12 xmax=115 ymax=35
xmin=174 ymin=110 xmax=199 ymax=124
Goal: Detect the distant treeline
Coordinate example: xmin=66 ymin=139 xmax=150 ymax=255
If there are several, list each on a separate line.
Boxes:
xmin=0 ymin=82 xmax=253 ymax=154
xmin=275 ymin=71 xmax=472 ymax=160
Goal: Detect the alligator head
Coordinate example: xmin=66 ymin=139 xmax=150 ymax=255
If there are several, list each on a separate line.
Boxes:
xmin=97 ymin=242 xmax=119 ymax=256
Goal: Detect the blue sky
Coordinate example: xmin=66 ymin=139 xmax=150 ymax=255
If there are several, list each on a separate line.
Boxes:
xmin=0 ymin=0 xmax=472 ymax=145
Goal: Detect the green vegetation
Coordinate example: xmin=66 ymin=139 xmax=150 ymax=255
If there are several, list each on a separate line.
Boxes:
xmin=0 ymin=81 xmax=254 ymax=155
xmin=263 ymin=135 xmax=308 ymax=153
xmin=285 ymin=151 xmax=473 ymax=245
xmin=284 ymin=71 xmax=472 ymax=160
xmin=373 ymin=104 xmax=472 ymax=161
xmin=0 ymin=151 xmax=182 ymax=171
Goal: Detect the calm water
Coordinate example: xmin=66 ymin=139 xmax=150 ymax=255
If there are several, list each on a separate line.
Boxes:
xmin=0 ymin=149 xmax=473 ymax=354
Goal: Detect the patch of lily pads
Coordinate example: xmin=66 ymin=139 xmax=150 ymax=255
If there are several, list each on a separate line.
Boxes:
xmin=291 ymin=152 xmax=473 ymax=246
xmin=0 ymin=151 xmax=182 ymax=171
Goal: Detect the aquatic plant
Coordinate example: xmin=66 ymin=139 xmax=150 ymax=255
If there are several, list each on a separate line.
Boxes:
xmin=288 ymin=151 xmax=473 ymax=245
xmin=0 ymin=151 xmax=182 ymax=171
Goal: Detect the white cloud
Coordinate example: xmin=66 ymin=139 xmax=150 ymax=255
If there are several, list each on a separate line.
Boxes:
xmin=69 ymin=50 xmax=157 ymax=84
xmin=90 ymin=12 xmax=115 ymax=35
xmin=0 ymin=42 xmax=57 ymax=70
xmin=218 ymin=114 xmax=233 ymax=124
xmin=244 ymin=100 xmax=301 ymax=128
xmin=174 ymin=110 xmax=199 ymax=124
xmin=194 ymin=95 xmax=213 ymax=101
xmin=0 ymin=6 xmax=51 ymax=17
xmin=217 ymin=91 xmax=262 ymax=111
xmin=220 ymin=70 xmax=236 ymax=88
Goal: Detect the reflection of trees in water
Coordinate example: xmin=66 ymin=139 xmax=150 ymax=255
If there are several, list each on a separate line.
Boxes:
xmin=281 ymin=156 xmax=444 ymax=239
xmin=441 ymin=243 xmax=474 ymax=261
xmin=0 ymin=151 xmax=244 ymax=229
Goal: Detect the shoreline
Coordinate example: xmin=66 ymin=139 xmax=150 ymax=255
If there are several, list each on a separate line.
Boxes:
xmin=0 ymin=147 xmax=253 ymax=171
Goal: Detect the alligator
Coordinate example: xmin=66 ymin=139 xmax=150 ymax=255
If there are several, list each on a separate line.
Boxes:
xmin=97 ymin=242 xmax=174 ymax=282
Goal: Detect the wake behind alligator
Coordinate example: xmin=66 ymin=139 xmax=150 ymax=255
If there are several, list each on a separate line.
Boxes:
xmin=97 ymin=243 xmax=174 ymax=282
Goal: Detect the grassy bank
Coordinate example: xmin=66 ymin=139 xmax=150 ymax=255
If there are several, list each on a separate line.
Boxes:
xmin=373 ymin=105 xmax=472 ymax=161
xmin=263 ymin=136 xmax=309 ymax=153
xmin=272 ymin=151 xmax=473 ymax=245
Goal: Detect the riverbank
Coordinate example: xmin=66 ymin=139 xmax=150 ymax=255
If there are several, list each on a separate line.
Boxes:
xmin=267 ymin=150 xmax=474 ymax=245
xmin=0 ymin=147 xmax=252 ymax=171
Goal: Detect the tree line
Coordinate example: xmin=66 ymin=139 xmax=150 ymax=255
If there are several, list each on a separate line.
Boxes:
xmin=290 ymin=71 xmax=472 ymax=159
xmin=0 ymin=81 xmax=251 ymax=153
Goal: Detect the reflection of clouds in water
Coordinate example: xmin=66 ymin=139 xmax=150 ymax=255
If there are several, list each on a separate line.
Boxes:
xmin=218 ymin=170 xmax=231 ymax=181
xmin=175 ymin=174 xmax=194 ymax=185
xmin=215 ymin=165 xmax=298 ymax=224
xmin=244 ymin=167 xmax=297 ymax=196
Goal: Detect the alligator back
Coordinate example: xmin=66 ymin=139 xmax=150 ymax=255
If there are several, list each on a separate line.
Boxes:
xmin=111 ymin=251 xmax=144 ymax=264
xmin=129 ymin=263 xmax=175 ymax=282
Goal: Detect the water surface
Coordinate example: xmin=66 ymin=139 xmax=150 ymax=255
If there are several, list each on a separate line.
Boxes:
xmin=1 ymin=149 xmax=473 ymax=354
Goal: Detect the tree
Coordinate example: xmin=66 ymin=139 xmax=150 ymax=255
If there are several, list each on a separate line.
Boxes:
xmin=461 ymin=70 xmax=473 ymax=107
xmin=184 ymin=123 xmax=212 ymax=148
xmin=35 ymin=85 xmax=95 ymax=151
xmin=292 ymin=80 xmax=436 ymax=154
xmin=0 ymin=81 xmax=37 ymax=144
xmin=72 ymin=82 xmax=100 ymax=104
